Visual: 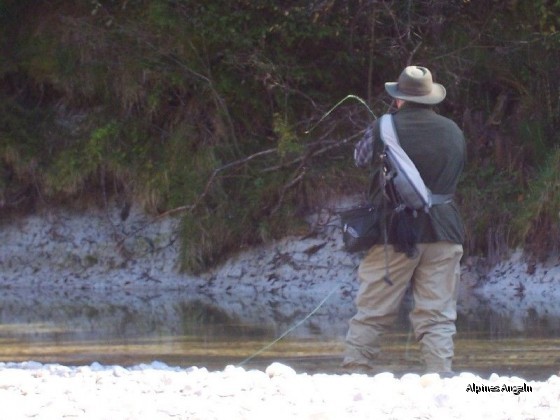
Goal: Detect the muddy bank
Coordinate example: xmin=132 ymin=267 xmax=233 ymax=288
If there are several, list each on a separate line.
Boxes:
xmin=2 ymin=202 xmax=560 ymax=337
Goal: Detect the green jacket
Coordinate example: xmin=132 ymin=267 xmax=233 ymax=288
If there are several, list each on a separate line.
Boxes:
xmin=367 ymin=103 xmax=466 ymax=244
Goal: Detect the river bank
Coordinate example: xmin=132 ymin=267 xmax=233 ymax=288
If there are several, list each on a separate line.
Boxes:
xmin=3 ymin=201 xmax=560 ymax=332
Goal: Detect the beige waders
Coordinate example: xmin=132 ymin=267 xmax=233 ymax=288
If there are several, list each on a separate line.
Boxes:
xmin=344 ymin=241 xmax=463 ymax=373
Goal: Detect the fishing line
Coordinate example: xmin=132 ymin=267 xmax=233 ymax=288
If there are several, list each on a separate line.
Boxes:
xmin=404 ymin=324 xmax=416 ymax=361
xmin=237 ymin=282 xmax=342 ymax=367
xmin=304 ymin=94 xmax=377 ymax=135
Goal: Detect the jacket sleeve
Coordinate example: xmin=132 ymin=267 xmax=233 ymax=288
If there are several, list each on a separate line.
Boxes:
xmin=354 ymin=125 xmax=374 ymax=168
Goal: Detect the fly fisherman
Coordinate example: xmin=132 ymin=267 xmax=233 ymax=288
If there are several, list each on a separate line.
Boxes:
xmin=343 ymin=66 xmax=466 ymax=376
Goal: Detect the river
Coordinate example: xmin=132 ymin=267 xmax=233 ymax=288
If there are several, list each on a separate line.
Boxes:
xmin=0 ymin=286 xmax=558 ymax=381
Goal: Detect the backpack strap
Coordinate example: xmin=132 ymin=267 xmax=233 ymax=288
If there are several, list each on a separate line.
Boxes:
xmin=379 ymin=114 xmax=432 ymax=210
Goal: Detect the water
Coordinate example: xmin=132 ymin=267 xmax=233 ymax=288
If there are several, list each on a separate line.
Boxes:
xmin=0 ymin=287 xmax=559 ymax=380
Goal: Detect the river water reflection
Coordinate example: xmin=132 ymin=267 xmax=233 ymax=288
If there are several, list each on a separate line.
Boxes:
xmin=0 ymin=287 xmax=559 ymax=380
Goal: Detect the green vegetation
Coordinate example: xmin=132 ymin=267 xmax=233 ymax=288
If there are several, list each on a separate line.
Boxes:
xmin=1 ymin=0 xmax=560 ymax=272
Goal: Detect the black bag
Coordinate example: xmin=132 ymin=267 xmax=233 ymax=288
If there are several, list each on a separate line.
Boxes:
xmin=340 ymin=205 xmax=382 ymax=253
xmin=392 ymin=208 xmax=419 ymax=258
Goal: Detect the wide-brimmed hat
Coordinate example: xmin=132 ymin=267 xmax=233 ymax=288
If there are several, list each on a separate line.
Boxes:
xmin=385 ymin=66 xmax=446 ymax=105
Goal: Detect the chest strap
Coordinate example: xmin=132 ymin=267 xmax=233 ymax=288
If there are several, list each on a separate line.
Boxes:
xmin=431 ymin=193 xmax=454 ymax=205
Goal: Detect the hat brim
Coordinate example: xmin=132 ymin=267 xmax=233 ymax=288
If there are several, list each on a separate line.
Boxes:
xmin=385 ymin=82 xmax=446 ymax=105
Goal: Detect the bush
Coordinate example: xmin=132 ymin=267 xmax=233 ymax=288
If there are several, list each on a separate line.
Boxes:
xmin=1 ymin=0 xmax=560 ymax=271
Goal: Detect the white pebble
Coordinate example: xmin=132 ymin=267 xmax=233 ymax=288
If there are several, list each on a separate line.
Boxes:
xmin=420 ymin=373 xmax=441 ymax=387
xmin=488 ymin=372 xmax=501 ymax=382
xmin=265 ymin=362 xmax=297 ymax=378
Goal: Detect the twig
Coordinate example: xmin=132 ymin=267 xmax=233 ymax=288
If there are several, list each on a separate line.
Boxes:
xmin=270 ymin=167 xmax=307 ymax=215
xmin=406 ymin=41 xmax=423 ymax=66
xmin=155 ymin=147 xmax=278 ymax=218
xmin=262 ymin=131 xmax=363 ymax=173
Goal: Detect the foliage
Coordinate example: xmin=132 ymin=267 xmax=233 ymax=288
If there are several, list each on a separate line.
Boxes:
xmin=512 ymin=147 xmax=560 ymax=258
xmin=1 ymin=0 xmax=560 ymax=271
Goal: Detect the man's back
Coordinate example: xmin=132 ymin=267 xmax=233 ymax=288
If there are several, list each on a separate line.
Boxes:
xmin=369 ymin=103 xmax=466 ymax=244
xmin=393 ymin=104 xmax=465 ymax=196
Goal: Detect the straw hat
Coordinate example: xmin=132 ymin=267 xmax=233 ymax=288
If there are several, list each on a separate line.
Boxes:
xmin=384 ymin=66 xmax=446 ymax=105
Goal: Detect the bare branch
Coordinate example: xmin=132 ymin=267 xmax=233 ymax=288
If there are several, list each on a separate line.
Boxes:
xmin=270 ymin=167 xmax=307 ymax=215
xmin=262 ymin=130 xmax=363 ymax=173
xmin=157 ymin=147 xmax=278 ymax=217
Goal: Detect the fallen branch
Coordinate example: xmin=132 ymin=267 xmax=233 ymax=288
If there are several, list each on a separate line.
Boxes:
xmin=116 ymin=126 xmax=366 ymax=247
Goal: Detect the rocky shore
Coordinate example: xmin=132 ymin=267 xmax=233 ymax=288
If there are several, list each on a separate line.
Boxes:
xmin=1 ymin=360 xmax=558 ymax=419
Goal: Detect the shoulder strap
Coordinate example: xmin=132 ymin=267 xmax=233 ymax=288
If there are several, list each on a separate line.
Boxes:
xmin=379 ymin=114 xmax=432 ymax=210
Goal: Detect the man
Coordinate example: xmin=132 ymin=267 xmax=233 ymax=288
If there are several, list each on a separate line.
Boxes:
xmin=343 ymin=66 xmax=466 ymax=375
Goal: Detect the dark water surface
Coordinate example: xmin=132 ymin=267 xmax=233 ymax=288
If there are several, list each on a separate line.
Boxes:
xmin=0 ymin=287 xmax=559 ymax=381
